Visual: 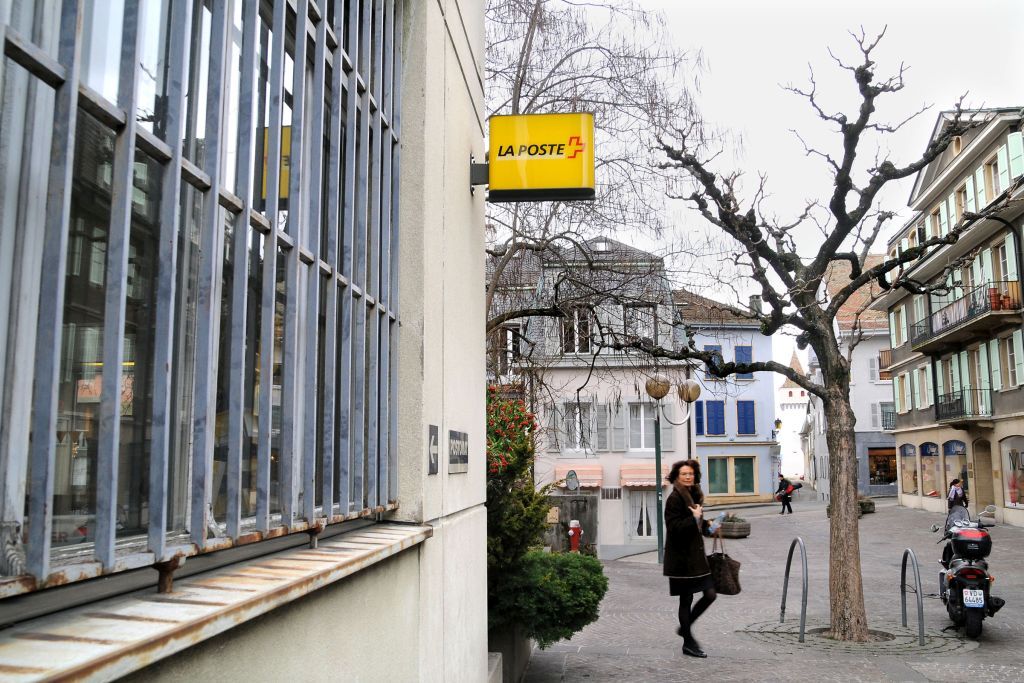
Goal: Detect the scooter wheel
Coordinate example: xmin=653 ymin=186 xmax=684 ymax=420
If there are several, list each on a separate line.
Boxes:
xmin=965 ymin=608 xmax=984 ymax=638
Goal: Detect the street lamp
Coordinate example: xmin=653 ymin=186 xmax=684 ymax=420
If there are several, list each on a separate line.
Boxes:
xmin=644 ymin=374 xmax=702 ymax=564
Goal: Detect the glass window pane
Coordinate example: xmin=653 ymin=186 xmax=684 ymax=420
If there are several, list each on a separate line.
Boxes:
xmin=900 ymin=445 xmax=918 ymax=494
xmin=629 ymin=404 xmax=641 ymax=447
xmin=48 ymin=110 xmax=115 ymax=549
xmin=708 ymin=458 xmax=728 ymax=494
xmin=81 ymin=1 xmax=125 ymax=103
xmin=734 ymin=457 xmax=754 ymax=494
xmin=137 ymin=0 xmax=172 ymax=138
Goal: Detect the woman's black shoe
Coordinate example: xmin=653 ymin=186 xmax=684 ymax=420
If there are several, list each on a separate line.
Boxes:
xmin=682 ymin=643 xmax=707 ymax=658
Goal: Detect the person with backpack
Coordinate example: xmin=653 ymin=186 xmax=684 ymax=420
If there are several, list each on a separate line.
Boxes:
xmin=776 ymin=474 xmax=794 ymax=514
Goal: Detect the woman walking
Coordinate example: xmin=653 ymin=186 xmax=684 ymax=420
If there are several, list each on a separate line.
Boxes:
xmin=664 ymin=459 xmax=717 ymax=658
xmin=947 ymin=478 xmax=967 ymax=510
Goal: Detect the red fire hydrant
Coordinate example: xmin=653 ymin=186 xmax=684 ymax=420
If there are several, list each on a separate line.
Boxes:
xmin=568 ymin=519 xmax=583 ymax=553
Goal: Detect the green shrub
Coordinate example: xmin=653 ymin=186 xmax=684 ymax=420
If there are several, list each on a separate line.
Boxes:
xmin=485 ymin=387 xmax=607 ymax=644
xmin=724 ymin=513 xmax=747 ymax=523
xmin=493 ymin=550 xmax=608 ymax=649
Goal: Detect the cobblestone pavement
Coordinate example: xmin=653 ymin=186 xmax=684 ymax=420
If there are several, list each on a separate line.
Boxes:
xmin=523 ymin=498 xmax=1024 ymax=682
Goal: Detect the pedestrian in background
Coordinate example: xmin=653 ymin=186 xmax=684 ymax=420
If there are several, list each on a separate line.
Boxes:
xmin=947 ymin=478 xmax=967 ymax=510
xmin=664 ymin=459 xmax=717 ymax=658
xmin=776 ymin=474 xmax=794 ymax=514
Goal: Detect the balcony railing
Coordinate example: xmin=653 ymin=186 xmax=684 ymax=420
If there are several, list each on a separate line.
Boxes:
xmin=880 ymin=409 xmax=896 ymax=430
xmin=936 ymin=388 xmax=993 ymax=423
xmin=878 ymin=348 xmax=892 ymax=381
xmin=911 ymin=280 xmax=1022 ymax=350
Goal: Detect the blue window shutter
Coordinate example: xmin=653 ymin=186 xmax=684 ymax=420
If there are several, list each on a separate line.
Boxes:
xmin=737 ymin=401 xmax=755 ymax=434
xmin=708 ymin=401 xmax=725 ymax=435
xmin=695 ymin=401 xmax=704 ymax=436
xmin=736 ymin=345 xmax=753 ymax=379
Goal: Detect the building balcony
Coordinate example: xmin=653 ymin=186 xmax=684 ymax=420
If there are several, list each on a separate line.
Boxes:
xmin=880 ymin=408 xmax=896 ymax=431
xmin=935 ymin=388 xmax=994 ymax=429
xmin=878 ymin=348 xmax=892 ymax=380
xmin=911 ymin=280 xmax=1023 ymax=354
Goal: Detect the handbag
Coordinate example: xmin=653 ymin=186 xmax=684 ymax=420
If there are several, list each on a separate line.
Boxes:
xmin=707 ymin=530 xmax=742 ymax=595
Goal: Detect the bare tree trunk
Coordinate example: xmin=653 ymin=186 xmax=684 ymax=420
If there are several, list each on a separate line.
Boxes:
xmin=823 ymin=374 xmax=869 ymax=641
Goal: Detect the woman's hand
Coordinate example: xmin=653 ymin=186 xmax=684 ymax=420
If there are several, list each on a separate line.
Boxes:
xmin=690 ymin=504 xmax=703 ymax=520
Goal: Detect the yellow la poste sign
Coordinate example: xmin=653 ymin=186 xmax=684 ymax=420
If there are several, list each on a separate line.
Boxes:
xmin=488 ymin=113 xmax=595 ymax=202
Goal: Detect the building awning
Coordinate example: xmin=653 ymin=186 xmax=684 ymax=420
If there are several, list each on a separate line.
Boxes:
xmin=620 ymin=462 xmax=672 ymax=488
xmin=554 ymin=463 xmax=603 ymax=488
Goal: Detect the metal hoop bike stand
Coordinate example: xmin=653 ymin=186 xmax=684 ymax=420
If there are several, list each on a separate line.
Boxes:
xmin=900 ymin=547 xmax=926 ymax=646
xmin=780 ymin=536 xmax=808 ymax=643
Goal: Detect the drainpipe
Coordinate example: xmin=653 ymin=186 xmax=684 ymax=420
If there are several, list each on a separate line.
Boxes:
xmin=685 ymin=365 xmax=694 ymax=462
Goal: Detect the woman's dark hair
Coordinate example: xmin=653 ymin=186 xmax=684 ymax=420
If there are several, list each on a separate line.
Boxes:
xmin=667 ymin=459 xmax=702 ymax=485
xmin=950 ymin=479 xmax=960 ymax=487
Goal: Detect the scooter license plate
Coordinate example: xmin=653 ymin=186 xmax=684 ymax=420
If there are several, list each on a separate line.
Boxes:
xmin=963 ymin=589 xmax=985 ymax=608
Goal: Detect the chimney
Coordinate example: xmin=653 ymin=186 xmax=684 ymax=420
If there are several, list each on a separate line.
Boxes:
xmin=749 ymin=295 xmax=763 ymax=315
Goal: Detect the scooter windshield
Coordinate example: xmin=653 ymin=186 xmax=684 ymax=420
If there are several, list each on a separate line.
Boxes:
xmin=944 ymin=505 xmax=971 ymax=534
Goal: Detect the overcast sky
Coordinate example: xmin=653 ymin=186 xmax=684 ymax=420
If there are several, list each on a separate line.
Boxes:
xmin=644 ymin=0 xmax=1024 ymax=368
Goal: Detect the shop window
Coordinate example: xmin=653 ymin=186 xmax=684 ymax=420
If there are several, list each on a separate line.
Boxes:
xmin=900 ymin=444 xmax=918 ymax=494
xmin=1001 ymin=436 xmax=1024 ymax=508
xmin=868 ymin=448 xmax=896 ymax=485
xmin=920 ymin=442 xmax=941 ymax=497
xmin=943 ymin=440 xmax=968 ymax=498
xmin=707 ymin=456 xmax=756 ymax=495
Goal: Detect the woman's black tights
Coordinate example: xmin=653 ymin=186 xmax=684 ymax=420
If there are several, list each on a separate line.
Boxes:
xmin=678 ymin=587 xmax=717 ymax=643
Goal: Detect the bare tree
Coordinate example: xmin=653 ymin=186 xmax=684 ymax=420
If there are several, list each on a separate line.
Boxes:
xmin=485 ymin=0 xmax=701 ymax=341
xmin=625 ymin=29 xmax=1017 ymax=641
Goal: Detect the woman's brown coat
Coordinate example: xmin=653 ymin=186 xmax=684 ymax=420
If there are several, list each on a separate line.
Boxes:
xmin=662 ymin=484 xmax=710 ymax=578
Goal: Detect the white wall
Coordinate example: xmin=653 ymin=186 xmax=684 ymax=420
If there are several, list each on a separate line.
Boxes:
xmin=845 ymin=333 xmax=893 ymax=430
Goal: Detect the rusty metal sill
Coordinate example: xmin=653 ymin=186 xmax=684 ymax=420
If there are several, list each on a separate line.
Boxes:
xmin=0 ymin=503 xmax=399 ymax=600
xmin=0 ymin=523 xmax=431 ymax=682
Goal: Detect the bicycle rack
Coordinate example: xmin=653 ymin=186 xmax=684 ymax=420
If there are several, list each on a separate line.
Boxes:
xmin=779 ymin=536 xmax=808 ymax=643
xmin=900 ymin=547 xmax=926 ymax=646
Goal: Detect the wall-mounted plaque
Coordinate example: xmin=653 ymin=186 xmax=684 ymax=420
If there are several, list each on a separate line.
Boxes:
xmin=449 ymin=430 xmax=469 ymax=474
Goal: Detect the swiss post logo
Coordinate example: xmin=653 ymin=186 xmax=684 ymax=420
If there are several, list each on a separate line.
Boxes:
xmin=488 ymin=113 xmax=595 ymax=202
xmin=496 ymin=135 xmax=586 ymax=160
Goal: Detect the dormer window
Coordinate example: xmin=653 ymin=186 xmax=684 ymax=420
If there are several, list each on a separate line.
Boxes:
xmin=952 ymin=136 xmax=963 ymax=156
xmin=592 ymin=239 xmax=610 ymax=253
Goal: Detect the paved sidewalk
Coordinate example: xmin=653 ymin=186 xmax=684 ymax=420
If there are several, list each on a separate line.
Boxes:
xmin=524 ymin=498 xmax=1024 ymax=682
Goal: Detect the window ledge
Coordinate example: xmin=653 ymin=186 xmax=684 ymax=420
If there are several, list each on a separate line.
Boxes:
xmin=0 ymin=523 xmax=431 ymax=681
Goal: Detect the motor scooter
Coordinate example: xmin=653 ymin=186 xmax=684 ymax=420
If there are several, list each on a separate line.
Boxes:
xmin=931 ymin=504 xmax=1005 ymax=638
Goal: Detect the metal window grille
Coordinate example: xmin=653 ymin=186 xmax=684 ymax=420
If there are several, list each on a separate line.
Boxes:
xmin=0 ymin=0 xmax=403 ymax=592
xmin=600 ymin=487 xmax=621 ymax=500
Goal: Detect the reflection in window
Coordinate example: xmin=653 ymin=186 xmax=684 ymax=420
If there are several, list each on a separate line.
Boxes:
xmin=920 ymin=442 xmax=941 ymax=497
xmin=80 ymin=0 xmax=125 ymax=103
xmin=943 ymin=440 xmax=968 ymax=499
xmin=900 ymin=444 xmax=918 ymax=495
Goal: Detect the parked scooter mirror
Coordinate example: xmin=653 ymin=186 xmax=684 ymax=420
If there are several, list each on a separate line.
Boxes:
xmin=982 ymin=504 xmax=997 ymax=516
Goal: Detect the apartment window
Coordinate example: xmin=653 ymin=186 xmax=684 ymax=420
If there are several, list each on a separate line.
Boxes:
xmin=694 ymin=400 xmax=704 ymax=436
xmin=1003 ymin=336 xmax=1019 ymax=387
xmin=564 ymin=402 xmax=592 ymax=451
xmin=929 ymin=209 xmax=941 ymax=238
xmin=986 ymin=155 xmax=1002 ymax=199
xmin=893 ymin=307 xmax=905 ymax=346
xmin=735 ymin=345 xmax=753 ymax=379
xmin=629 ymin=403 xmax=657 ymax=449
xmin=495 ymin=324 xmax=521 ymax=375
xmin=705 ymin=400 xmax=726 ymax=435
xmin=561 ymin=307 xmax=592 ymax=353
xmin=703 ymin=344 xmax=723 ymax=379
xmin=624 ymin=304 xmax=657 ymax=344
xmin=736 ymin=401 xmax=756 ymax=435
xmin=995 ymin=243 xmax=1009 ymax=282
xmin=2 ymin=0 xmax=405 ymax=588
xmin=708 ymin=456 xmax=756 ymax=495
xmin=955 ymin=184 xmax=967 ymax=221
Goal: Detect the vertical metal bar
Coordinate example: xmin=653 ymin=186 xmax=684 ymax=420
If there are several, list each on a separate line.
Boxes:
xmin=349 ymin=0 xmax=371 ymax=512
xmin=378 ymin=310 xmax=389 ymax=500
xmin=653 ymin=409 xmax=664 ymax=564
xmin=96 ymin=0 xmax=144 ymax=567
xmin=320 ymin=1 xmax=345 ymax=517
xmin=256 ymin=0 xmax=287 ymax=533
xmin=279 ymin=0 xmax=310 ymax=527
xmin=225 ymin=0 xmax=260 ymax=540
xmin=387 ymin=0 xmax=402 ymax=504
xmin=190 ymin=0 xmax=230 ymax=548
xmin=302 ymin=10 xmax=327 ymax=523
xmin=26 ymin=0 xmax=82 ymax=581
xmin=147 ymin=0 xmax=194 ymax=560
